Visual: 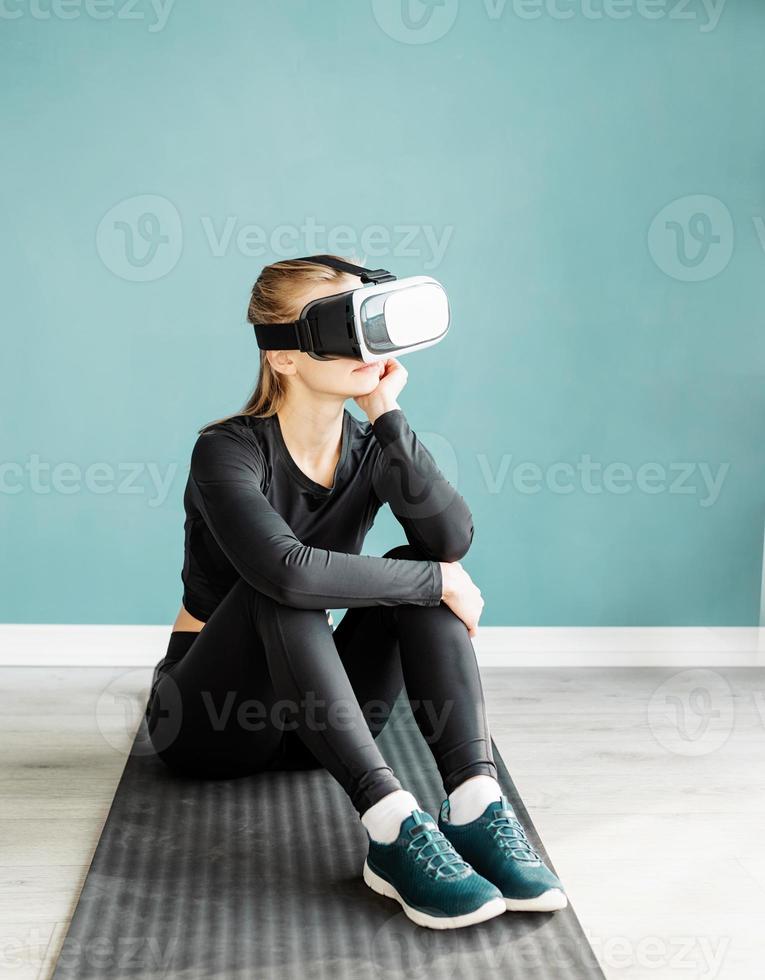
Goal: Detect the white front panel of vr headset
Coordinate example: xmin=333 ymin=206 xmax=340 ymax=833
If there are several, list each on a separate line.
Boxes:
xmin=352 ymin=276 xmax=450 ymax=363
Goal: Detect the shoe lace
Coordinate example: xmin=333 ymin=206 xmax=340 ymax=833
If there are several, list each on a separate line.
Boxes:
xmin=406 ymin=823 xmax=471 ymax=880
xmin=487 ymin=808 xmax=540 ymax=862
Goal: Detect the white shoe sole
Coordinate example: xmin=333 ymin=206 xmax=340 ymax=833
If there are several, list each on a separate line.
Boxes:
xmin=505 ymin=889 xmax=568 ymax=912
xmin=363 ymin=860 xmax=506 ymax=930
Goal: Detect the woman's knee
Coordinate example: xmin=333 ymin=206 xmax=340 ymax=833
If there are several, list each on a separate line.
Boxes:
xmin=382 ymin=542 xmax=428 ymax=561
xmin=229 ymin=577 xmax=329 ymax=634
xmin=381 ymin=543 xmax=448 ymax=621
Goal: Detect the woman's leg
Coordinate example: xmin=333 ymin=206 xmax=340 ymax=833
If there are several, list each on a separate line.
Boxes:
xmin=330 ymin=543 xmax=498 ymax=797
xmin=251 ymin=583 xmax=405 ymax=814
xmin=147 ymin=583 xmax=286 ymax=779
xmin=147 ymin=575 xmax=405 ymax=813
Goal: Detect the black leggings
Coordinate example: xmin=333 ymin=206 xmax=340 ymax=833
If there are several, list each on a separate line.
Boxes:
xmin=147 ymin=544 xmax=497 ymax=815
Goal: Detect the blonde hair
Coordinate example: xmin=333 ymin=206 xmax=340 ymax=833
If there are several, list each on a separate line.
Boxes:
xmin=199 ymin=255 xmax=359 ymax=433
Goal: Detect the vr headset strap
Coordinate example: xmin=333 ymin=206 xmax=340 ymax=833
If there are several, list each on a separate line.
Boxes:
xmin=253 ymin=319 xmax=306 ymax=351
xmin=291 ymin=254 xmax=397 ymax=284
xmin=252 ymin=256 xmax=397 ymax=350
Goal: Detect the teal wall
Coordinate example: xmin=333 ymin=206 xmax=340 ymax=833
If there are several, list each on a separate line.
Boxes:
xmin=1 ymin=0 xmax=763 ymax=626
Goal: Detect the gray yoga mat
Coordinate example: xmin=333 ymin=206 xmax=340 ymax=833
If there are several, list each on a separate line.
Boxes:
xmin=53 ymin=694 xmax=604 ymax=980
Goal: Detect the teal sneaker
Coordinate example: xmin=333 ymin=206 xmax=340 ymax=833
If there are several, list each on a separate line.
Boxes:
xmin=363 ymin=809 xmax=506 ymax=929
xmin=438 ymin=795 xmax=568 ymax=912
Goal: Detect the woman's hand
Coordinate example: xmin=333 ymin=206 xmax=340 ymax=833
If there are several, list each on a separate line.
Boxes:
xmin=353 ymin=357 xmax=408 ymax=424
xmin=439 ymin=561 xmax=484 ymax=638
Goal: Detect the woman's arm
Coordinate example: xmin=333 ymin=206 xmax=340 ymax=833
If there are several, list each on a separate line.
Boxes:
xmin=368 ymin=407 xmax=474 ymax=563
xmin=189 ymin=426 xmax=444 ymax=609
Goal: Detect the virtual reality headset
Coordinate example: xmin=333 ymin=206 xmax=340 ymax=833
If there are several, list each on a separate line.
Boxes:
xmin=251 ymin=255 xmax=450 ymax=362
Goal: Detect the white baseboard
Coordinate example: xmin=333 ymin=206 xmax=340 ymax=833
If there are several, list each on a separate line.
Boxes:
xmin=471 ymin=627 xmax=765 ymax=667
xmin=1 ymin=624 xmax=763 ymax=668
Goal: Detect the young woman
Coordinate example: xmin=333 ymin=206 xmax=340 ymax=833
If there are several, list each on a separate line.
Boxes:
xmin=146 ymin=255 xmax=567 ymax=929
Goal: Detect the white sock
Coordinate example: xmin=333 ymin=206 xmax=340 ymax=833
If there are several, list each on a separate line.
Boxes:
xmin=360 ymin=789 xmax=420 ymax=844
xmin=447 ymin=775 xmax=502 ymax=825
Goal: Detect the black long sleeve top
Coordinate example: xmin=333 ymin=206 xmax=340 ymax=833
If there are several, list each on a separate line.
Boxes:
xmin=180 ymin=406 xmax=474 ymax=621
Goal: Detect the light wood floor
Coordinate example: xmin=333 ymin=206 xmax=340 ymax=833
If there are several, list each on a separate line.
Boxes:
xmin=1 ymin=667 xmax=763 ymax=979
